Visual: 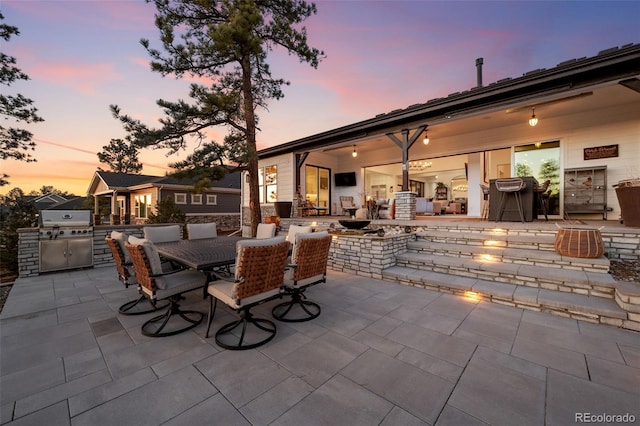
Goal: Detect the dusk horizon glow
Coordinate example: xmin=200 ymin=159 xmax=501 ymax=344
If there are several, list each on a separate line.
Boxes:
xmin=2 ymin=1 xmax=638 ymax=196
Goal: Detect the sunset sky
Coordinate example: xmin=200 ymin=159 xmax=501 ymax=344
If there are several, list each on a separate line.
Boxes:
xmin=2 ymin=0 xmax=639 ymax=196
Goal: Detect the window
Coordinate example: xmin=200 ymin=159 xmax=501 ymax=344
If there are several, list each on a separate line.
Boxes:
xmin=206 ymin=194 xmax=217 ymax=205
xmin=174 ymin=193 xmax=187 ymax=204
xmin=134 ymin=194 xmax=152 ymax=219
xmin=514 ymin=140 xmax=560 ymax=215
xmin=191 ymin=194 xmax=202 ymax=204
xmin=259 ymin=165 xmax=278 ymax=203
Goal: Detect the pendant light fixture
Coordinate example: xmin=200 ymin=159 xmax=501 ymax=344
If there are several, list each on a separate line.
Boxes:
xmin=423 ymin=128 xmax=430 ymax=145
xmin=528 ymin=107 xmax=538 ymax=127
xmin=352 ymin=145 xmax=357 ymax=158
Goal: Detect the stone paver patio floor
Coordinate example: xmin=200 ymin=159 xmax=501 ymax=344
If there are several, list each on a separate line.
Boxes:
xmin=1 ymin=266 xmax=639 ymax=425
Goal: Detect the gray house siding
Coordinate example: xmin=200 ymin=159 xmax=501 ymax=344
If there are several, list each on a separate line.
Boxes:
xmin=158 ymin=189 xmax=239 ymax=214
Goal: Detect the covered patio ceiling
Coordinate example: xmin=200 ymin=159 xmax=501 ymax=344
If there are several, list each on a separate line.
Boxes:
xmin=319 ymin=80 xmax=640 ymax=159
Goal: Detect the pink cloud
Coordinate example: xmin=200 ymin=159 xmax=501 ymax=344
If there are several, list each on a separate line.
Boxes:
xmin=7 ymin=1 xmax=155 ymax=32
xmin=28 ymin=60 xmax=123 ymax=95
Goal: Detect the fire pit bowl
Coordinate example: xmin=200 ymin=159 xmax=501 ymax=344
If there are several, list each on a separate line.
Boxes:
xmin=338 ymin=219 xmax=371 ymax=230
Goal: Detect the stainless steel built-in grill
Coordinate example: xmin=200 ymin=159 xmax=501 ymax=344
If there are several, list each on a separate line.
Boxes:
xmin=39 ymin=210 xmax=94 ymax=273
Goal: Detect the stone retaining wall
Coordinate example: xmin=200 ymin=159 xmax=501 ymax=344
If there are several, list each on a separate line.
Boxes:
xmin=327 ymin=232 xmax=414 ymax=279
xmin=185 ymin=213 xmax=240 ymax=232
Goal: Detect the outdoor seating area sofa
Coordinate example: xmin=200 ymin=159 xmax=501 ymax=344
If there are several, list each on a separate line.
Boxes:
xmin=416 ymin=198 xmax=446 ymax=215
xmin=445 ymin=201 xmax=462 ymax=214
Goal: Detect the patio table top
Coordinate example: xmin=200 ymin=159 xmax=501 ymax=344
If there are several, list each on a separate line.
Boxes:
xmin=156 ymin=236 xmax=244 ymax=270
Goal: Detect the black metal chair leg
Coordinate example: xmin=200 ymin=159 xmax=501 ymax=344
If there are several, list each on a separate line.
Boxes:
xmin=118 ymin=294 xmax=169 ymax=316
xmin=141 ymin=298 xmax=203 ymax=337
xmin=272 ymin=292 xmax=321 ymax=322
xmin=215 ymin=309 xmax=276 ymax=350
xmin=205 ymin=296 xmax=218 ymax=338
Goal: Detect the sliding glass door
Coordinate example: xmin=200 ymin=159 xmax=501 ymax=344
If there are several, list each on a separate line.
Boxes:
xmin=305 ymin=165 xmax=331 ymax=211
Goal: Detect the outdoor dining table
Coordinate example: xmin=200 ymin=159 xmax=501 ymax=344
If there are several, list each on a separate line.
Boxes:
xmin=156 ymin=236 xmax=244 ymax=272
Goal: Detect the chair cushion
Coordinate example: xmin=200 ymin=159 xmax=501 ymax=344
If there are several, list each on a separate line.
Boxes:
xmin=286 ymin=225 xmax=313 ymax=243
xmin=186 ymin=222 xmax=217 ymax=240
xmin=128 ymin=235 xmax=164 ymax=275
xmin=110 ymin=230 xmax=131 ymax=263
xmin=283 ymin=274 xmax=324 ymax=289
xmin=154 ymin=269 xmax=207 ymax=294
xmin=143 ymin=225 xmax=181 ymax=243
xmin=256 ymin=223 xmax=277 ymax=239
xmin=355 ymin=208 xmax=367 ymax=219
xmin=208 ymin=280 xmax=281 ymax=309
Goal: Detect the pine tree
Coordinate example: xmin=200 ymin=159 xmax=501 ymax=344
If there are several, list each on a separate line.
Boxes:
xmin=112 ymin=0 xmax=323 ymax=235
xmin=98 ymin=138 xmax=143 ymax=174
xmin=0 ymin=13 xmax=44 ymax=186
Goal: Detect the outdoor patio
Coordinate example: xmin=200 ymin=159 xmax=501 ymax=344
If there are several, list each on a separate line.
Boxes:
xmin=1 ymin=264 xmax=639 ymax=425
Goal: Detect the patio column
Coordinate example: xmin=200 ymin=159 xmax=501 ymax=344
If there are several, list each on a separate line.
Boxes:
xmin=110 ymin=190 xmax=120 ymax=225
xmin=386 ymin=125 xmax=426 ymax=191
xmin=394 ymin=191 xmax=416 ymax=220
xmin=93 ymin=195 xmax=100 ymax=225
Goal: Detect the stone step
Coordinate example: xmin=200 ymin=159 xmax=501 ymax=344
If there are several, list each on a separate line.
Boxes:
xmin=614 ymin=281 xmax=640 ymax=316
xmin=381 ymin=266 xmax=636 ymax=330
xmin=395 ymin=251 xmax=616 ymax=298
xmin=415 ymin=229 xmax=558 ymax=251
xmin=407 ymin=240 xmax=610 ymax=273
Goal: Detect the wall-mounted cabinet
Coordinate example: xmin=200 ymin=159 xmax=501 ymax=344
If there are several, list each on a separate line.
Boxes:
xmin=564 ymin=166 xmax=608 ymax=219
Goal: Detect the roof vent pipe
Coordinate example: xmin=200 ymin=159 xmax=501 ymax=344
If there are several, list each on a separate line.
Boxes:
xmin=476 ymin=57 xmax=484 ymax=88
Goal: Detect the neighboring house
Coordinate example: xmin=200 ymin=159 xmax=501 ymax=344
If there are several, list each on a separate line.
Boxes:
xmin=247 ymin=44 xmax=640 ymax=221
xmin=45 ymin=197 xmax=87 ymax=211
xmin=23 ymin=193 xmax=69 ymax=212
xmin=0 ymin=193 xmax=70 ymax=223
xmin=87 ymin=171 xmax=241 ymax=229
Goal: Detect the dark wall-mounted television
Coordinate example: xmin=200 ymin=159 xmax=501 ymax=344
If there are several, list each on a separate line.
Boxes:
xmin=334 ymin=172 xmax=357 ymax=187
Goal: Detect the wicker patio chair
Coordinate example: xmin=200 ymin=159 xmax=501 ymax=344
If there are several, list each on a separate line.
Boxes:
xmin=272 ymin=231 xmax=331 ymax=322
xmin=186 ymin=222 xmax=217 ymax=240
xmin=339 ymin=196 xmax=357 ymax=215
xmin=286 ymin=224 xmax=313 ymax=243
xmin=205 ymin=236 xmax=289 ymax=350
xmin=105 ymin=233 xmax=167 ymax=315
xmin=125 ymin=237 xmax=208 ymax=337
xmin=143 ymin=225 xmax=182 ymax=243
xmin=256 ymin=223 xmax=277 ymax=239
